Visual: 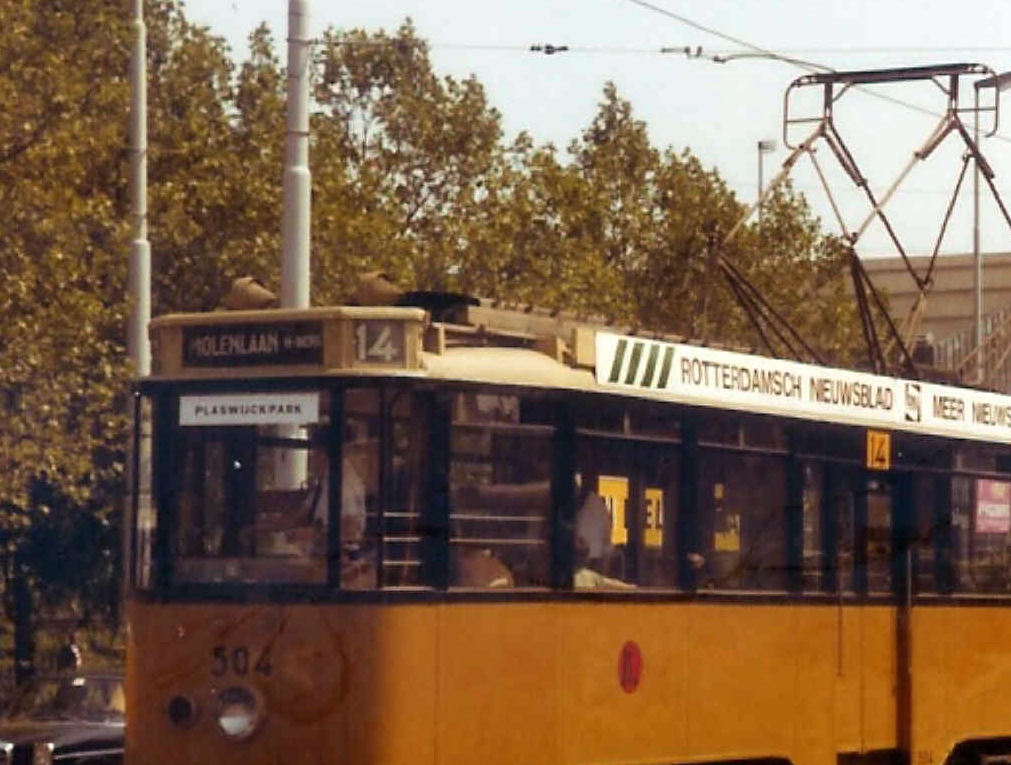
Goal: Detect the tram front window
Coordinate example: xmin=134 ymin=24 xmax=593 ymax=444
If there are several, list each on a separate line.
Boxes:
xmin=167 ymin=388 xmax=382 ymax=586
xmin=173 ymin=428 xmax=333 ymax=584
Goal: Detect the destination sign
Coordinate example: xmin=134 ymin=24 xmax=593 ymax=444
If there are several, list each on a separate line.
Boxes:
xmin=179 ymin=392 xmax=320 ymax=426
xmin=182 ymin=321 xmax=323 ymax=367
xmin=596 ymin=332 xmax=1011 ymax=445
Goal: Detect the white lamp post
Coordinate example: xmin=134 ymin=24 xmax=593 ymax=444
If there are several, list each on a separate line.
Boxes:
xmin=757 ymin=138 xmax=777 ymax=223
xmin=973 ymin=71 xmax=1011 ymax=381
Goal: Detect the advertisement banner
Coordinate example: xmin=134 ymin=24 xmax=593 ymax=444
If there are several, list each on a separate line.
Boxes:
xmin=596 ymin=332 xmax=1011 ymax=445
xmin=975 ymin=479 xmax=1011 ymax=535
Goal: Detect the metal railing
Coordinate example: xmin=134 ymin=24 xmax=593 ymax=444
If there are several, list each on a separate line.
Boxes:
xmin=932 ymin=305 xmax=1011 ymax=392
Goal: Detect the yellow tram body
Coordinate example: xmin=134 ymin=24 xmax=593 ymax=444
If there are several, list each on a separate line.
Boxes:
xmin=126 ymin=288 xmax=1011 ymax=765
xmin=128 ymin=599 xmax=1011 ymax=764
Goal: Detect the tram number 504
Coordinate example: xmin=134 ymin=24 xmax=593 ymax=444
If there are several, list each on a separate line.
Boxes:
xmin=354 ymin=320 xmax=404 ymax=364
xmin=211 ymin=645 xmax=272 ymax=678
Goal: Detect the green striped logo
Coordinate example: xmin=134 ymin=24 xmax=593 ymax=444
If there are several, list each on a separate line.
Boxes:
xmin=608 ymin=338 xmax=675 ymax=389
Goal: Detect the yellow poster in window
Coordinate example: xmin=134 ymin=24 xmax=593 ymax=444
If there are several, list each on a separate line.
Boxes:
xmin=597 ymin=475 xmax=628 ymax=545
xmin=594 ymin=477 xmax=663 ymax=547
xmin=714 ymin=514 xmax=741 ymax=552
xmin=645 ymin=488 xmax=663 ymax=548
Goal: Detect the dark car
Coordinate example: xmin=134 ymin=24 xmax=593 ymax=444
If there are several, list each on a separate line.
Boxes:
xmin=0 ymin=673 xmax=124 ymax=765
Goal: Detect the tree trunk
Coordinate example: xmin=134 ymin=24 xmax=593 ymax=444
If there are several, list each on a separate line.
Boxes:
xmin=13 ymin=562 xmax=34 ymax=687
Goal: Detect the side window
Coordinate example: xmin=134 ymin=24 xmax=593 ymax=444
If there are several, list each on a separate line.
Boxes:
xmin=573 ymin=438 xmax=636 ymax=590
xmin=638 ymin=453 xmax=679 ymax=588
xmin=948 ymin=445 xmax=1011 ymax=594
xmin=952 ymin=475 xmax=1011 ymax=593
xmin=341 ymin=388 xmax=380 ymax=589
xmin=834 ymin=475 xmax=857 ymax=594
xmin=801 ymin=462 xmax=825 ymax=592
xmin=381 ymin=389 xmax=429 ymax=588
xmin=572 ymin=415 xmax=680 ymax=590
xmin=865 ymin=479 xmax=892 ymax=594
xmin=815 ymin=469 xmax=890 ymax=597
xmin=951 ymin=475 xmax=972 ymax=590
xmin=696 ymin=450 xmax=787 ymax=590
xmin=449 ymin=393 xmax=552 ymax=588
xmin=914 ymin=472 xmax=943 ymax=594
xmin=689 ymin=414 xmax=790 ymax=592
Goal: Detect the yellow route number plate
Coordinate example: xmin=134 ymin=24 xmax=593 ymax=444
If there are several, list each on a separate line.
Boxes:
xmin=866 ymin=430 xmax=891 ymax=471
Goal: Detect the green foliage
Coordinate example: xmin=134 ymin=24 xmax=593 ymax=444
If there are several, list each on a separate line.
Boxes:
xmin=312 ymin=21 xmax=504 ymax=300
xmin=151 ymin=21 xmax=289 ymax=304
xmin=247 ymin=20 xmax=865 ymax=359
xmin=0 ymin=0 xmax=138 ymax=674
xmin=0 ymin=0 xmax=130 ymax=511
xmin=16 ymin=478 xmax=120 ymax=621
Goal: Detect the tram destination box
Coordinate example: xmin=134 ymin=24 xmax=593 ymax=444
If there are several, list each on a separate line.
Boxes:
xmin=148 ymin=306 xmax=426 ymax=378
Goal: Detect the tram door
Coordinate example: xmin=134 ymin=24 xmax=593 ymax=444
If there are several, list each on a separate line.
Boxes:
xmin=829 ymin=465 xmax=907 ymax=756
xmin=579 ymin=437 xmax=680 ymax=587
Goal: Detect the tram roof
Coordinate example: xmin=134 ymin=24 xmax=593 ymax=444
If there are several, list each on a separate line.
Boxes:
xmin=143 ymin=291 xmax=1011 ymax=447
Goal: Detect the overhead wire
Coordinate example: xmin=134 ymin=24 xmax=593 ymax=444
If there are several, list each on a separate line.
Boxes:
xmin=615 ymin=0 xmax=1011 ymax=369
xmin=616 ymin=0 xmax=785 ymax=61
xmin=436 ymin=42 xmax=664 ymax=55
xmin=427 ymin=41 xmax=1011 ymax=57
xmin=318 ymin=13 xmax=1011 ymax=146
xmin=614 ymin=0 xmax=1011 ymax=143
xmin=724 ymin=46 xmax=1011 ymax=56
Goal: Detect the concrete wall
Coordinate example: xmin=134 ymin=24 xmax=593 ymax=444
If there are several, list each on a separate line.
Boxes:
xmin=861 ymin=251 xmax=1011 ymax=341
xmin=860 ymin=252 xmax=1011 ymax=388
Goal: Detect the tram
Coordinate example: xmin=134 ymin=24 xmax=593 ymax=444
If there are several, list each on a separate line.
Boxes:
xmin=125 ymin=278 xmax=1011 ymax=765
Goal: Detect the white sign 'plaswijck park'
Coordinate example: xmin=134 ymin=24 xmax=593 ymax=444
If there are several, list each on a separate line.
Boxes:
xmin=179 ymin=392 xmax=321 ymax=427
xmin=596 ymin=332 xmax=1011 ymax=445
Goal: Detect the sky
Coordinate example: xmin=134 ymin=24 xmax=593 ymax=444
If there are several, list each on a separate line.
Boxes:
xmin=186 ymin=0 xmax=1011 ymax=259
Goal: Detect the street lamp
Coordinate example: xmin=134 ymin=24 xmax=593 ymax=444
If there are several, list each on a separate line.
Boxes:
xmin=757 ymin=138 xmax=777 ymax=223
xmin=973 ymin=70 xmax=1011 ymax=381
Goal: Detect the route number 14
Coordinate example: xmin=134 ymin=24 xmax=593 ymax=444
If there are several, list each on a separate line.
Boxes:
xmin=866 ymin=430 xmax=891 ymax=471
xmin=354 ymin=321 xmax=404 ymax=364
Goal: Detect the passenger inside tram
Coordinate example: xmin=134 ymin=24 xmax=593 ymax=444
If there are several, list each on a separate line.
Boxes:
xmin=249 ymin=421 xmax=377 ymax=587
xmin=573 ymin=467 xmax=634 ymax=589
xmin=450 ymin=480 xmax=548 ymax=587
xmin=451 ymin=547 xmax=515 ymax=587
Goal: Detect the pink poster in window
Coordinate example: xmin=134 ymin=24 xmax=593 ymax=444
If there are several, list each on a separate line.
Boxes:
xmin=975 ymin=479 xmax=1011 ymax=534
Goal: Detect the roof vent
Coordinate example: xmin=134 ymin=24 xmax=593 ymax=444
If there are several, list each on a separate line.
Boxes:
xmin=353 ymin=272 xmax=403 ymax=306
xmin=396 ymin=291 xmax=479 ymax=322
xmin=223 ymin=277 xmax=277 ymax=310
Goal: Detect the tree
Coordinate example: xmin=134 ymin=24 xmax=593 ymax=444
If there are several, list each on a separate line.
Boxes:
xmin=0 ymin=0 xmax=273 ymax=676
xmin=0 ymin=0 xmax=131 ymax=507
xmin=0 ymin=0 xmax=135 ymax=678
xmin=456 ymin=82 xmax=865 ymax=362
xmin=311 ymin=21 xmax=505 ymax=301
xmin=730 ymin=183 xmax=865 ymax=364
xmin=255 ymin=23 xmax=865 ymax=362
xmin=452 ymin=135 xmax=594 ymax=308
xmin=146 ymin=17 xmax=313 ymax=312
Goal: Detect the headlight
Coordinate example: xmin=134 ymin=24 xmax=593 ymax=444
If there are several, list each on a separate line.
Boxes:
xmin=32 ymin=742 xmax=53 ymax=765
xmin=216 ymin=686 xmax=262 ymax=740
